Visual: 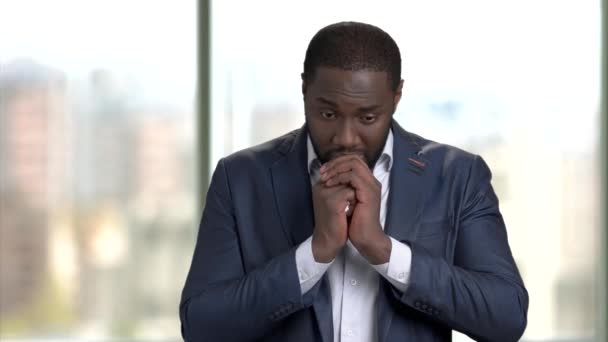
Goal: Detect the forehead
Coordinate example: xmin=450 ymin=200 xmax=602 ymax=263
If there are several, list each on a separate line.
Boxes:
xmin=307 ymin=67 xmax=393 ymax=103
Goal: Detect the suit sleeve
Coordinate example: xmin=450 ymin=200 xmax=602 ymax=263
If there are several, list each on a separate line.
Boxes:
xmin=179 ymin=159 xmax=321 ymax=341
xmin=389 ymin=155 xmax=529 ymax=342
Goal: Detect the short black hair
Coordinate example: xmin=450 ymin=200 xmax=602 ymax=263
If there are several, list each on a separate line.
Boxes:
xmin=302 ymin=21 xmax=402 ymax=91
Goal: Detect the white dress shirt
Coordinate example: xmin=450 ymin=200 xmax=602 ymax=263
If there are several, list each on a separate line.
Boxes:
xmin=295 ymin=130 xmax=413 ymax=342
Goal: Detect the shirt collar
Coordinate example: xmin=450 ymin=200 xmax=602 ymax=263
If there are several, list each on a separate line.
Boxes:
xmin=306 ymin=129 xmax=394 ymax=175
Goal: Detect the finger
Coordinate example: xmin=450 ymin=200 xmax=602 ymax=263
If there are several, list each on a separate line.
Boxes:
xmin=321 ymin=157 xmax=369 ymax=182
xmin=324 ymin=169 xmax=364 ymax=189
xmin=311 ymin=180 xmax=327 ymax=193
xmin=326 ymin=171 xmax=379 ymax=204
xmin=335 ymin=186 xmax=356 ymax=203
xmin=332 ymin=187 xmax=356 ymax=214
xmin=313 ymin=183 xmax=353 ymax=215
xmin=345 ymin=201 xmax=355 ymax=217
xmin=342 ymin=188 xmax=357 ymax=217
xmin=323 ymin=159 xmax=377 ymax=191
xmin=320 ymin=154 xmax=367 ymax=173
xmin=319 ymin=154 xmax=367 ymax=173
xmin=317 ymin=183 xmax=354 ymax=199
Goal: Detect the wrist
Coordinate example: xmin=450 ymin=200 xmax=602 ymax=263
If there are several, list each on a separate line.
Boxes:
xmin=357 ymin=232 xmax=391 ymax=265
xmin=311 ymin=233 xmax=340 ymax=263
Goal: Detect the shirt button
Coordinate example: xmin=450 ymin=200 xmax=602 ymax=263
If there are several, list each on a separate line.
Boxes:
xmin=350 ymin=279 xmax=358 ymax=286
xmin=299 ymin=271 xmax=308 ymax=281
xmin=346 ymin=329 xmax=354 ymax=337
xmin=398 ymin=272 xmax=405 ymax=279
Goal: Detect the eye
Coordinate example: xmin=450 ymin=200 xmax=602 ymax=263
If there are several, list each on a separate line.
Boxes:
xmin=320 ymin=111 xmax=336 ymax=120
xmin=361 ymin=114 xmax=377 ymax=124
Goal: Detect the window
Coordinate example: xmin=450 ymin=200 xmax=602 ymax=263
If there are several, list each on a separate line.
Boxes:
xmin=0 ymin=1 xmax=603 ymax=340
xmin=0 ymin=0 xmax=197 ymax=340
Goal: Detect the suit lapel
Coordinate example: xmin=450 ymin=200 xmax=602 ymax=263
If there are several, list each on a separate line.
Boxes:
xmin=270 ymin=125 xmax=315 ymax=246
xmin=313 ymin=275 xmax=333 ymax=342
xmin=270 ymin=125 xmax=333 ymax=342
xmin=383 ymin=120 xmax=432 ymax=241
xmin=377 ymin=120 xmax=433 ymax=342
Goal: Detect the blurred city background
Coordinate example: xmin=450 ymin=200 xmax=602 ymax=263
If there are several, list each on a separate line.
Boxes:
xmin=0 ymin=0 xmax=605 ymax=341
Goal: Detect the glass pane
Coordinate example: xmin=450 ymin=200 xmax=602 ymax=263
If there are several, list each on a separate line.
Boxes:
xmin=210 ymin=1 xmax=601 ymax=341
xmin=0 ymin=0 xmax=197 ymax=340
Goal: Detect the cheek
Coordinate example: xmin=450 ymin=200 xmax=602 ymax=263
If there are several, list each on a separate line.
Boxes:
xmin=308 ymin=118 xmax=332 ymax=138
xmin=307 ymin=122 xmax=332 ymax=148
xmin=360 ymin=127 xmax=389 ymax=152
xmin=359 ymin=130 xmax=381 ymax=147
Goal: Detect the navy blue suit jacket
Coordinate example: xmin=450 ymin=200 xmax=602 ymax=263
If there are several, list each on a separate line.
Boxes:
xmin=180 ymin=120 xmax=528 ymax=341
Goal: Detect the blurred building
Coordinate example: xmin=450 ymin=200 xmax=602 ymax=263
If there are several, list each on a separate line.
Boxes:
xmin=128 ymin=110 xmax=196 ymax=335
xmin=0 ymin=59 xmax=69 ymax=320
xmin=0 ymin=63 xmax=196 ymax=338
xmin=472 ymin=129 xmax=598 ymax=339
xmin=68 ymin=70 xmax=196 ymax=337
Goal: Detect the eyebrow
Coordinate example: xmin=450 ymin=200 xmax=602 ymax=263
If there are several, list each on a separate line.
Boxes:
xmin=357 ymin=104 xmax=382 ymax=113
xmin=315 ymin=97 xmax=338 ymax=107
xmin=315 ymin=97 xmax=383 ymax=113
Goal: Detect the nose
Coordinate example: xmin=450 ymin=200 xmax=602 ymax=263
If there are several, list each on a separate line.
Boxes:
xmin=332 ymin=118 xmax=360 ymax=148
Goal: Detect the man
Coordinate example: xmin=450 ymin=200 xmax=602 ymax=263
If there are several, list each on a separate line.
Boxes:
xmin=180 ymin=22 xmax=528 ymax=342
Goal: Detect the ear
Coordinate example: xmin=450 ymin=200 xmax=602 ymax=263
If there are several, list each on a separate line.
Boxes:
xmin=392 ymin=79 xmax=404 ymax=114
xmin=301 ymin=73 xmax=307 ymax=95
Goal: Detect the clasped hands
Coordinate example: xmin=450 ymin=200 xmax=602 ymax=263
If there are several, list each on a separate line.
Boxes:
xmin=311 ymin=155 xmax=391 ymax=265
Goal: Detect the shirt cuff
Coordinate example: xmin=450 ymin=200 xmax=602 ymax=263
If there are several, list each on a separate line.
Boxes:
xmin=295 ymin=236 xmax=333 ymax=295
xmin=371 ymin=236 xmax=411 ymax=293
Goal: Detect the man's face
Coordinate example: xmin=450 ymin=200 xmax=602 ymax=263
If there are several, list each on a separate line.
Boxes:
xmin=303 ymin=67 xmax=403 ymax=168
